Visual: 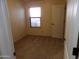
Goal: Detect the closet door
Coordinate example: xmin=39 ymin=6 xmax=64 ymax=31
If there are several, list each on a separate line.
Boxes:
xmin=51 ymin=5 xmax=65 ymax=39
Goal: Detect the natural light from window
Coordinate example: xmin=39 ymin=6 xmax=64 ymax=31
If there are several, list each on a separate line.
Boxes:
xmin=29 ymin=7 xmax=41 ymax=17
xmin=29 ymin=7 xmax=41 ymax=27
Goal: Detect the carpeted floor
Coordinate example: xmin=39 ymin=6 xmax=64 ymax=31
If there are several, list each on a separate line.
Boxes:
xmin=15 ymin=35 xmax=64 ymax=59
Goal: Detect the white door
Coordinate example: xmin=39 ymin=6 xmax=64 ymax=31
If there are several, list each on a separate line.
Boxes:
xmin=0 ymin=0 xmax=15 ymax=59
xmin=64 ymin=0 xmax=79 ymax=59
xmin=51 ymin=5 xmax=65 ymax=39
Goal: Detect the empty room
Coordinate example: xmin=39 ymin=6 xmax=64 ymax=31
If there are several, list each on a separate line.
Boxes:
xmin=7 ymin=0 xmax=66 ymax=59
xmin=1 ymin=0 xmax=79 ymax=59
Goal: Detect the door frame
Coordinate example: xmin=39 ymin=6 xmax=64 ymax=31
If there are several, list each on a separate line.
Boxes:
xmin=0 ymin=0 xmax=15 ymax=59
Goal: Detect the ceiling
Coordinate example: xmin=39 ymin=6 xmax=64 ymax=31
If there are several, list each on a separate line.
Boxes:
xmin=19 ymin=0 xmax=66 ymax=5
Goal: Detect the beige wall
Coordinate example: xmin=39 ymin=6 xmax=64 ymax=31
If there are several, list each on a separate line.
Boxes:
xmin=7 ymin=0 xmax=27 ymax=42
xmin=25 ymin=0 xmax=66 ymax=38
xmin=25 ymin=1 xmax=52 ymax=36
xmin=6 ymin=0 xmax=66 ymax=42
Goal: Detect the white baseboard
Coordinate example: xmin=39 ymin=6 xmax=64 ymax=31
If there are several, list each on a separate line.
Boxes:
xmin=64 ymin=43 xmax=69 ymax=59
xmin=51 ymin=34 xmax=64 ymax=39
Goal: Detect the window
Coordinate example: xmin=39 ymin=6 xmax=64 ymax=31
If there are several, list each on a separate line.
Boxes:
xmin=29 ymin=7 xmax=41 ymax=27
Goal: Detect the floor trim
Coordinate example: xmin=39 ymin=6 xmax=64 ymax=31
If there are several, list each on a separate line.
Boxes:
xmin=64 ymin=42 xmax=69 ymax=59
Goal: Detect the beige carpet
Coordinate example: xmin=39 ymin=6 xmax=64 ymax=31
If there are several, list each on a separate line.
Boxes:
xmin=15 ymin=35 xmax=64 ymax=59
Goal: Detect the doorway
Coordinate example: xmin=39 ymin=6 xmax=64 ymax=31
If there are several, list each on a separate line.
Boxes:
xmin=7 ymin=0 xmax=66 ymax=59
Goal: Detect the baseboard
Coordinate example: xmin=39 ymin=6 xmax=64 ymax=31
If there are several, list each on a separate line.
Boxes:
xmin=27 ymin=34 xmax=51 ymax=37
xmin=64 ymin=42 xmax=69 ymax=59
xmin=26 ymin=34 xmax=65 ymax=40
xmin=51 ymin=35 xmax=64 ymax=40
xmin=14 ymin=33 xmax=27 ymax=43
xmin=51 ymin=34 xmax=64 ymax=39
